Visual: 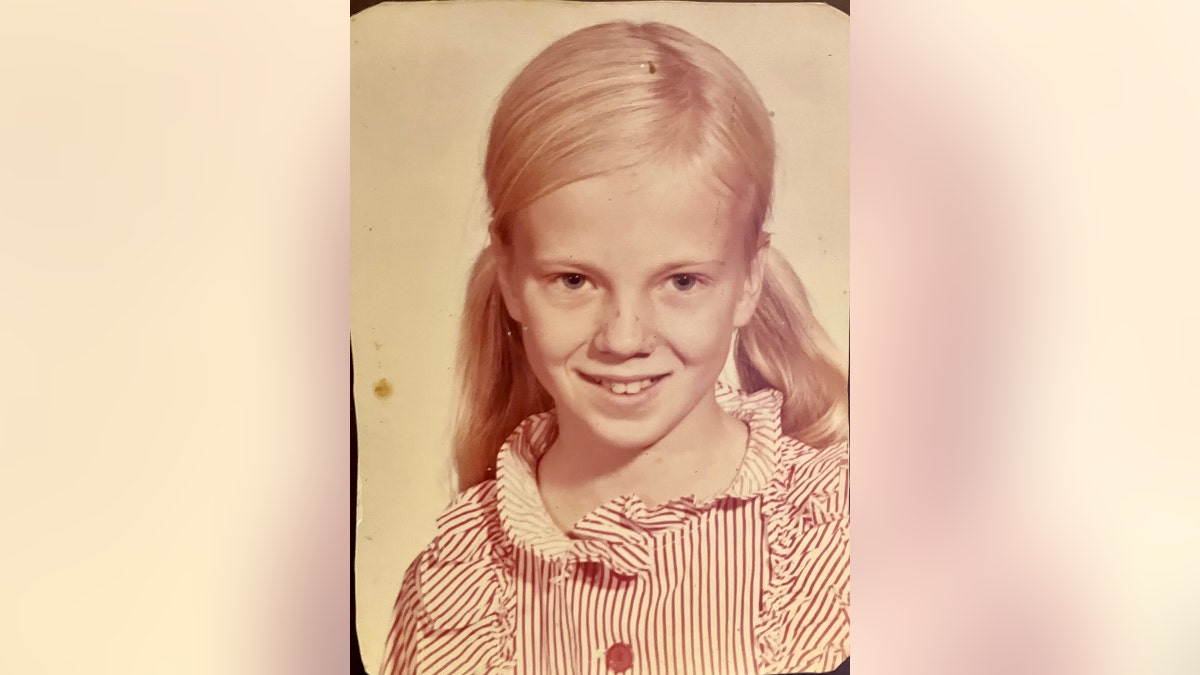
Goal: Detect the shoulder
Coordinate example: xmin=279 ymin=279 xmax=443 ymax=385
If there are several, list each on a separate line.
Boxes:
xmin=398 ymin=478 xmax=513 ymax=628
xmin=772 ymin=437 xmax=849 ymax=514
xmin=417 ymin=479 xmax=509 ymax=567
xmin=437 ymin=480 xmax=504 ymax=543
xmin=761 ymin=436 xmax=848 ymax=540
xmin=385 ymin=480 xmax=516 ymax=674
xmin=777 ymin=436 xmax=848 ymax=478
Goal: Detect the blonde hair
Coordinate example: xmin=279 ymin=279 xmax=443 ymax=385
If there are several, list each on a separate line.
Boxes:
xmin=452 ymin=21 xmax=848 ymax=491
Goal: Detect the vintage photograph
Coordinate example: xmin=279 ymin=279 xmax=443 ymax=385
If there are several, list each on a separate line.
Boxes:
xmin=352 ymin=3 xmax=848 ymax=673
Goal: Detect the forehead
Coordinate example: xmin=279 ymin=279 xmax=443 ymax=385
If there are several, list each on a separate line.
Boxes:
xmin=513 ymin=168 xmax=746 ymax=263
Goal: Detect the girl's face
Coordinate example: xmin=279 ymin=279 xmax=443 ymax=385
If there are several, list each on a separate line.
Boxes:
xmin=499 ymin=167 xmax=766 ymax=452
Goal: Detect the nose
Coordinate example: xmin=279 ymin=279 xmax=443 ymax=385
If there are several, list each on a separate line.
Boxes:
xmin=594 ymin=295 xmax=656 ymax=357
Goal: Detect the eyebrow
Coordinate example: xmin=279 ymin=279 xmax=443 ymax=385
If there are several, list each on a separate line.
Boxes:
xmin=532 ymin=257 xmax=727 ymax=276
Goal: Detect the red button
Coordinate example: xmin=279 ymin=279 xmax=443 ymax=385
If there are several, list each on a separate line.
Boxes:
xmin=605 ymin=642 xmax=633 ymax=673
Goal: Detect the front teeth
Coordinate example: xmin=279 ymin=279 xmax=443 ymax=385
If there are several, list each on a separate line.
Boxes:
xmin=606 ymin=378 xmax=656 ymax=395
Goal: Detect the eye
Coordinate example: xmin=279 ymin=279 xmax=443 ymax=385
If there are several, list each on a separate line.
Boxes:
xmin=558 ymin=273 xmax=588 ymax=290
xmin=670 ymin=274 xmax=698 ymax=291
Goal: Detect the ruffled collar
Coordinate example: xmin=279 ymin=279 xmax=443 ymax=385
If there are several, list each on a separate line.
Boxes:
xmin=494 ymin=382 xmax=785 ymax=577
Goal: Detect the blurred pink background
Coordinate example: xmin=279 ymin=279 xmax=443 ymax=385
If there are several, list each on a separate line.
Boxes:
xmin=2 ymin=1 xmax=1199 ymax=674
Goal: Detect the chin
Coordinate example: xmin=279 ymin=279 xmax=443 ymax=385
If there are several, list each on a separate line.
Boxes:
xmin=584 ymin=419 xmax=670 ymax=452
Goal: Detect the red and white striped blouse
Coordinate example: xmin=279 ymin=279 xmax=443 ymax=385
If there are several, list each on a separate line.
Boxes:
xmin=382 ymin=384 xmax=849 ymax=675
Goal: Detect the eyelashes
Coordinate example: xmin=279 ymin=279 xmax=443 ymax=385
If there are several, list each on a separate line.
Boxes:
xmin=558 ymin=273 xmax=587 ymax=290
xmin=670 ymin=274 xmax=697 ymax=291
xmin=553 ymin=273 xmax=704 ymax=292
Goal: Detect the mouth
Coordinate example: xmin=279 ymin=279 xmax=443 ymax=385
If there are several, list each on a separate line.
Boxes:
xmin=579 ymin=372 xmax=669 ymax=396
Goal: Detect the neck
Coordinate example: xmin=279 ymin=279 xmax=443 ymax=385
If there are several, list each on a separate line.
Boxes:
xmin=536 ymin=394 xmax=749 ymax=532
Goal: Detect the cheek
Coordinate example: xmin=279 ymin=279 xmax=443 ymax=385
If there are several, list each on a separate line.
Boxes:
xmin=520 ymin=299 xmax=598 ymax=363
xmin=658 ymin=299 xmax=738 ymax=361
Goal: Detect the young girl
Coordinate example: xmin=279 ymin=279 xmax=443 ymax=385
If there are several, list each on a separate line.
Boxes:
xmin=383 ymin=21 xmax=848 ymax=675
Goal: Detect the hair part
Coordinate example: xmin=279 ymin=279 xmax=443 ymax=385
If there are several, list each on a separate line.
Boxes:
xmin=452 ymin=21 xmax=847 ymax=491
xmin=485 ymin=21 xmax=775 ymax=245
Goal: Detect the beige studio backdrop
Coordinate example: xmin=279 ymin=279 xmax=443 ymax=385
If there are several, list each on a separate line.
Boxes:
xmin=351 ymin=2 xmax=847 ymax=670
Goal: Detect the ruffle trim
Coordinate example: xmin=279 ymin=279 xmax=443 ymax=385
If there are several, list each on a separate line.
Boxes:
xmin=494 ymin=382 xmax=785 ymax=576
xmin=413 ymin=481 xmax=515 ymax=673
xmin=757 ymin=437 xmax=851 ymax=673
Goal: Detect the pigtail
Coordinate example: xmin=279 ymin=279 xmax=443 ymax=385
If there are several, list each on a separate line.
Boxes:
xmin=451 ymin=245 xmax=554 ymax=492
xmin=451 ymin=20 xmax=838 ymax=487
xmin=735 ymin=248 xmax=848 ymax=447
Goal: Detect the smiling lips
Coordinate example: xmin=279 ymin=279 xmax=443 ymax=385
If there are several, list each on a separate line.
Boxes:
xmin=581 ymin=373 xmax=669 ymax=395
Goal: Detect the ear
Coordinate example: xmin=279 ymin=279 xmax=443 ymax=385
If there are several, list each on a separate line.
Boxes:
xmin=732 ymin=234 xmax=771 ymax=329
xmin=492 ymin=244 xmax=525 ymax=324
